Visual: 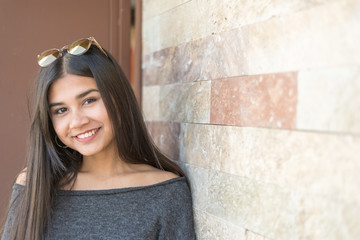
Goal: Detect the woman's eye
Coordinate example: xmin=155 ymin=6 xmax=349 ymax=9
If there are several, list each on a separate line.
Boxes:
xmin=84 ymin=98 xmax=97 ymax=105
xmin=54 ymin=107 xmax=67 ymax=115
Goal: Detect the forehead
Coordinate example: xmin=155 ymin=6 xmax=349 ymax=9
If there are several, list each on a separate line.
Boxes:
xmin=48 ymin=74 xmax=98 ymax=102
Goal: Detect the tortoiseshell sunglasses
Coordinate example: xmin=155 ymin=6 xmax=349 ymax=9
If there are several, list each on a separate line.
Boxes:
xmin=37 ymin=36 xmax=107 ymax=67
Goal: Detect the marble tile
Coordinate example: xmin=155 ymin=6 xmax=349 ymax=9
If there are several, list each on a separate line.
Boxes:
xmin=143 ymin=0 xmax=335 ymax=54
xmin=142 ymin=47 xmax=175 ymax=86
xmin=207 ymin=170 xmax=297 ymax=240
xmin=194 ymin=209 xmax=246 ymax=240
xmin=181 ymin=124 xmax=360 ymax=204
xmin=223 ymin=126 xmax=360 ymax=203
xmin=159 ymin=81 xmax=211 ymax=123
xmin=179 ymin=125 xmax=360 ymax=239
xmin=295 ymin=194 xmax=360 ymax=240
xmin=145 ymin=121 xmax=180 ymax=161
xmin=142 ymin=85 xmax=160 ymax=121
xmin=245 ymin=230 xmax=269 ymax=240
xmin=179 ymin=123 xmax=212 ymax=168
xmin=141 ymin=2 xmax=360 ymax=240
xmin=211 ymin=73 xmax=297 ymax=129
xmin=181 ymin=163 xmax=209 ymax=211
xmin=297 ymin=66 xmax=360 ymax=134
xmin=143 ymin=81 xmax=211 ymax=123
xmin=143 ymin=0 xmax=191 ymax=20
xmin=247 ymin=0 xmax=360 ymax=74
xmin=142 ymin=27 xmax=248 ymax=85
xmin=142 ymin=0 xmax=209 ymax=54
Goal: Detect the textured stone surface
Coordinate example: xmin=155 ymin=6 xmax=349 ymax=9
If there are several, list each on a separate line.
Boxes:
xmin=297 ymin=66 xmax=360 ymax=134
xmin=181 ymin=163 xmax=209 ymax=211
xmin=180 ymin=151 xmax=360 ymax=240
xmin=142 ymin=47 xmax=176 ymax=86
xmin=143 ymin=0 xmax=190 ymax=20
xmin=142 ymin=27 xmax=248 ymax=85
xmin=142 ymin=85 xmax=160 ymax=121
xmin=145 ymin=121 xmax=180 ymax=161
xmin=142 ymin=81 xmax=211 ymax=123
xmin=247 ymin=0 xmax=360 ymax=74
xmin=142 ymin=1 xmax=360 ymax=239
xmin=211 ymin=73 xmax=297 ymax=128
xmin=295 ymin=195 xmax=360 ymax=240
xmin=179 ymin=123 xmax=212 ymax=168
xmin=180 ymin=124 xmax=360 ymax=204
xmin=245 ymin=230 xmax=269 ymax=240
xmin=143 ymin=0 xmax=360 ymax=84
xmin=159 ymin=81 xmax=211 ymax=123
xmin=194 ymin=209 xmax=246 ymax=240
xmin=207 ymin=170 xmax=297 ymax=240
xmin=143 ymin=0 xmax=335 ymax=54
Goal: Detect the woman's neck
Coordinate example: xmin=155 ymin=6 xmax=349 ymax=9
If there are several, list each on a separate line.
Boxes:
xmin=80 ymin=150 xmax=131 ymax=177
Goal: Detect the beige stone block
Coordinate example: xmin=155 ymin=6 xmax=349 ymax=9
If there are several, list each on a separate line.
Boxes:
xmin=219 ymin=126 xmax=360 ymax=203
xmin=245 ymin=230 xmax=269 ymax=240
xmin=143 ymin=81 xmax=211 ymax=123
xmin=159 ymin=81 xmax=211 ymax=123
xmin=207 ymin=170 xmax=297 ymax=240
xmin=142 ymin=0 xmax=210 ymax=54
xmin=181 ymin=124 xmax=360 ymax=203
xmin=181 ymin=163 xmax=209 ymax=211
xmin=248 ymin=0 xmax=360 ymax=74
xmin=194 ymin=209 xmax=246 ymax=240
xmin=296 ymin=194 xmax=360 ymax=240
xmin=297 ymin=66 xmax=360 ymax=134
xmin=143 ymin=0 xmax=191 ymax=20
xmin=143 ymin=0 xmax=336 ymax=54
xmin=142 ymin=85 xmax=160 ymax=121
xmin=207 ymin=125 xmax=246 ymax=174
xmin=179 ymin=123 xmax=212 ymax=168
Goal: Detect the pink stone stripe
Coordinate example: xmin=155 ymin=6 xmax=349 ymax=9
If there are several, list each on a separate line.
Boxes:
xmin=210 ymin=72 xmax=297 ymax=129
xmin=142 ymin=27 xmax=248 ymax=85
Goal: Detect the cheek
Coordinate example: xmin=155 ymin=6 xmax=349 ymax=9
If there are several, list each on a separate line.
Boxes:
xmin=95 ymin=103 xmax=112 ymax=126
xmin=51 ymin=118 xmax=68 ymax=137
xmin=100 ymin=110 xmax=111 ymax=123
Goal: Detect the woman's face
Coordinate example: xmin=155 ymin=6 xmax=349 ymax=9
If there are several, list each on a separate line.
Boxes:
xmin=48 ymin=74 xmax=116 ymax=159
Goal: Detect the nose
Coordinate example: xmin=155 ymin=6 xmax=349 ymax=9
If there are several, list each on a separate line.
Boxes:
xmin=69 ymin=110 xmax=89 ymax=129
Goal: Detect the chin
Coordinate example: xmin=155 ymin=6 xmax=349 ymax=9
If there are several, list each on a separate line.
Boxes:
xmin=78 ymin=151 xmax=98 ymax=157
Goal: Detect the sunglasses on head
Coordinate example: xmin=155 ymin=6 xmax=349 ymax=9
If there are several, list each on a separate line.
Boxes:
xmin=37 ymin=36 xmax=108 ymax=67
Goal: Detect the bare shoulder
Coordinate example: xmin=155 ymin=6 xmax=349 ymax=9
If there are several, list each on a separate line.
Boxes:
xmin=153 ymin=169 xmax=179 ymax=182
xmin=15 ymin=168 xmax=27 ymax=186
xmin=133 ymin=164 xmax=180 ymax=186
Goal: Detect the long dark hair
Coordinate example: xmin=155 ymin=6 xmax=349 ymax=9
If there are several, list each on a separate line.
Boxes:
xmin=2 ymin=45 xmax=186 ymax=239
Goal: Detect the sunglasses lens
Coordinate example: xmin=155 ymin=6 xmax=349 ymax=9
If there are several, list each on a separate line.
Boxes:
xmin=68 ymin=38 xmax=91 ymax=55
xmin=38 ymin=50 xmax=61 ymax=67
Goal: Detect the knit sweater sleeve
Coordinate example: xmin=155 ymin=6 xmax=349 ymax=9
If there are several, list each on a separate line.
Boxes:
xmin=1 ymin=184 xmax=23 ymax=240
xmin=158 ymin=180 xmax=196 ymax=240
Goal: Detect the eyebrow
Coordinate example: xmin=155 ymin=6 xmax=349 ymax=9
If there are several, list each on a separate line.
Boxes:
xmin=49 ymin=89 xmax=99 ymax=108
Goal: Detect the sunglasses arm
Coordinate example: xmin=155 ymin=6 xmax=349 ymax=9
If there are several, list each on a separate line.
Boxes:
xmin=90 ymin=37 xmax=108 ymax=57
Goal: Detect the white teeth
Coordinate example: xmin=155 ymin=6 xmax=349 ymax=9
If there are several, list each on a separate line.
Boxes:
xmin=77 ymin=128 xmax=98 ymax=139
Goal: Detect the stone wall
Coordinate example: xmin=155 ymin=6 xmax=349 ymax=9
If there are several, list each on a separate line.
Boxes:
xmin=142 ymin=0 xmax=360 ymax=239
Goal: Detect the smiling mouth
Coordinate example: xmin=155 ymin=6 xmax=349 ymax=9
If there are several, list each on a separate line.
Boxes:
xmin=75 ymin=127 xmax=101 ymax=139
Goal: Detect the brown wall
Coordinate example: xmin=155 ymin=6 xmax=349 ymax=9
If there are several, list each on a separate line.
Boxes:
xmin=0 ymin=0 xmax=130 ymax=218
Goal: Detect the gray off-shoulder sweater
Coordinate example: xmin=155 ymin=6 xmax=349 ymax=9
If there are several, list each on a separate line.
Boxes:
xmin=2 ymin=177 xmax=195 ymax=240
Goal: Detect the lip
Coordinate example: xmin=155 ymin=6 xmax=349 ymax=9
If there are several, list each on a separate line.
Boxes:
xmin=74 ymin=127 xmax=101 ymax=143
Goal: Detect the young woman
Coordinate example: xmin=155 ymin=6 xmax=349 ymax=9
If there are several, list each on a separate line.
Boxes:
xmin=1 ymin=37 xmax=195 ymax=239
